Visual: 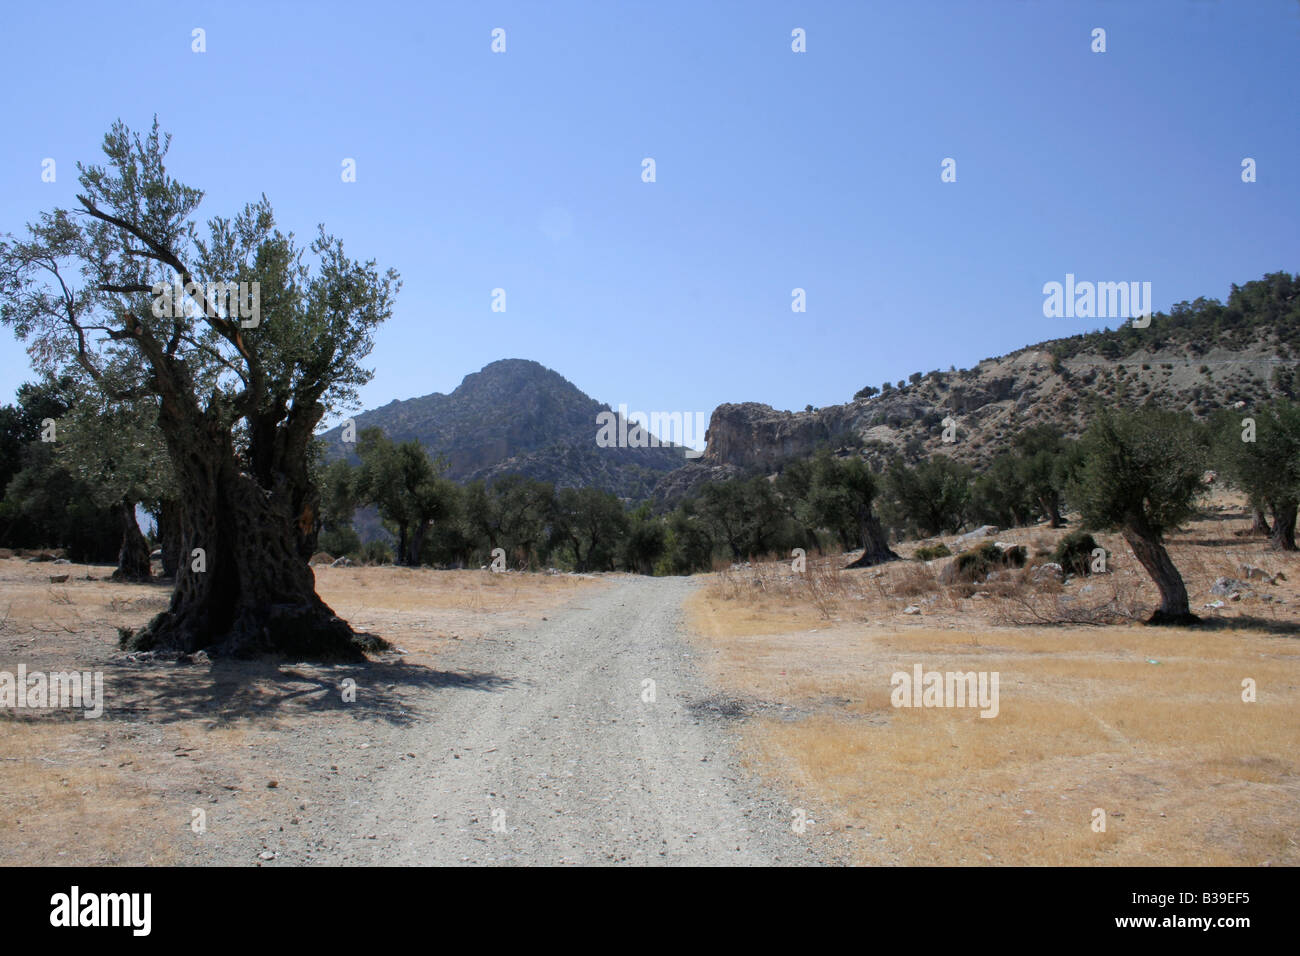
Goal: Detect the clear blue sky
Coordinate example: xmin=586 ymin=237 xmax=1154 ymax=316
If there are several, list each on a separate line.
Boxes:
xmin=1 ymin=0 xmax=1297 ymax=426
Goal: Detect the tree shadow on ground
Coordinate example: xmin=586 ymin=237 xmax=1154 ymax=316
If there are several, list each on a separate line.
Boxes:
xmin=1196 ymin=615 xmax=1300 ymax=637
xmin=1181 ymin=537 xmax=1274 ymax=547
xmin=81 ymin=657 xmax=513 ymax=728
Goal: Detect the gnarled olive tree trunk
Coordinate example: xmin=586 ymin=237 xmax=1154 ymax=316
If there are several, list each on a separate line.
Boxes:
xmin=126 ymin=372 xmax=364 ymax=660
xmin=844 ymin=509 xmax=900 ymax=569
xmin=1123 ymin=526 xmax=1197 ymax=626
xmin=1040 ymin=494 xmax=1064 ymax=529
xmin=1268 ymin=500 xmax=1298 ymax=551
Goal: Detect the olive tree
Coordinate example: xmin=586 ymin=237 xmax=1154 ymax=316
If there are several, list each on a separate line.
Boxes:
xmin=1069 ymin=408 xmax=1205 ymax=625
xmin=0 ymin=121 xmax=399 ymax=658
xmin=56 ymin=380 xmax=173 ymax=581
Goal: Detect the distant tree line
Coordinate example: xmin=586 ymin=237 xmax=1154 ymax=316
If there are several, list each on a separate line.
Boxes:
xmin=5 ymin=269 xmax=1300 ymax=632
xmin=10 ymin=379 xmax=1300 ymax=628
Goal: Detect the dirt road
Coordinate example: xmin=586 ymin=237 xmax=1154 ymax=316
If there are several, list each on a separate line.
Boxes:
xmin=202 ymin=576 xmax=830 ymax=866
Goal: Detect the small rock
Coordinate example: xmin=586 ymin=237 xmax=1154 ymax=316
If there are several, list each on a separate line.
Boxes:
xmin=258 ymin=850 xmax=276 ymax=860
xmin=1030 ymin=563 xmax=1064 ymax=582
xmin=1240 ymin=564 xmax=1285 ymax=585
xmin=955 ymin=525 xmax=999 ymax=546
xmin=903 ymin=605 xmax=921 ymax=615
xmin=1210 ymin=577 xmax=1249 ymax=597
xmin=48 ymin=574 xmax=69 ymax=583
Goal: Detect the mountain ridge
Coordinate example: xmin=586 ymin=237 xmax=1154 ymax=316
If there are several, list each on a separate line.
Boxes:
xmin=320 ymin=274 xmax=1299 ymax=509
xmin=320 ymin=358 xmax=689 ymax=501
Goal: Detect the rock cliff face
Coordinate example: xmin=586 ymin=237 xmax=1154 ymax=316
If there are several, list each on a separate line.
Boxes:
xmin=700 ymin=403 xmax=857 ymax=471
xmin=323 ymin=276 xmax=1299 ymax=511
xmin=653 ymin=324 xmax=1292 ymax=506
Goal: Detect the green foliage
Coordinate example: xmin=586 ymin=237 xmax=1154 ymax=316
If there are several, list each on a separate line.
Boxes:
xmin=798 ymin=453 xmax=881 ymax=552
xmin=357 ymin=540 xmax=394 ymax=565
xmin=622 ymin=505 xmax=668 ymax=574
xmin=1069 ymin=408 xmax=1206 ymax=536
xmin=549 ymin=485 xmax=627 ymax=572
xmin=419 ymin=515 xmax=477 ymax=568
xmin=1024 ymin=273 xmax=1300 ymax=364
xmin=970 ymin=454 xmax=1034 ymax=528
xmin=1212 ymin=400 xmax=1300 ymax=517
xmin=659 ymin=508 xmax=716 ymax=574
xmin=0 ymin=378 xmax=76 ymax=496
xmin=0 ymin=378 xmax=119 ymax=558
xmin=353 ymin=428 xmax=458 ymax=565
xmin=883 ymin=455 xmax=973 ymax=537
xmin=950 ymin=542 xmax=1026 ymax=582
xmin=698 ymin=475 xmax=792 ymax=560
xmin=913 ymin=543 xmax=952 ymax=561
xmin=317 ymin=455 xmax=359 ymax=539
xmin=487 ymin=474 xmax=557 ymax=568
xmin=318 ymin=526 xmax=360 ymax=558
xmin=1014 ymin=424 xmax=1074 ymax=525
xmin=1053 ymin=530 xmax=1103 ymax=576
xmin=55 ymin=386 xmax=173 ymax=511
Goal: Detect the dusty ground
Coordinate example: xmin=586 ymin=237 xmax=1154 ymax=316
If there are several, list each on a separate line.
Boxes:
xmin=3 ymin=494 xmax=1297 ymax=867
xmin=684 ymin=498 xmax=1300 ymax=865
xmin=0 ymin=563 xmax=829 ymax=865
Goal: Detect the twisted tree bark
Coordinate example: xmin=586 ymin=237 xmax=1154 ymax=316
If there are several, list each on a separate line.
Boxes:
xmin=1269 ymin=500 xmax=1298 ymax=551
xmin=844 ymin=510 xmax=900 ymax=569
xmin=124 ymin=355 xmax=367 ymax=661
xmin=1123 ymin=526 xmax=1198 ymax=626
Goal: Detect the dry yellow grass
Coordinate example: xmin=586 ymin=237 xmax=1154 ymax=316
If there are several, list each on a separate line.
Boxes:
xmin=686 ymin=504 xmax=1300 ymax=866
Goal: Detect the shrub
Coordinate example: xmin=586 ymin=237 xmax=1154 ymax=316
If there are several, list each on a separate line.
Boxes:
xmin=854 ymin=384 xmax=880 ymax=401
xmin=943 ymin=541 xmax=1027 ymax=583
xmin=1053 ymin=530 xmax=1103 ymax=575
xmin=914 ymin=543 xmax=952 ymax=561
xmin=355 ymin=540 xmax=395 ymax=565
xmin=320 ymin=526 xmax=360 ymax=558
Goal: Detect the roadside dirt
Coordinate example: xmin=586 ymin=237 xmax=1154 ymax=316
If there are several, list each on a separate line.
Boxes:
xmin=1 ymin=565 xmax=836 ymax=865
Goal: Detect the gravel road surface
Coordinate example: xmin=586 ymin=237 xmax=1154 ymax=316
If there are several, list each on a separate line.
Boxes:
xmin=252 ymin=576 xmax=830 ymax=865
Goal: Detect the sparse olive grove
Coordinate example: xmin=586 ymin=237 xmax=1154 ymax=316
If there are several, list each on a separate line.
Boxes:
xmin=1 ymin=146 xmax=1294 ymax=645
xmin=9 ymin=364 xmax=1300 ymax=632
